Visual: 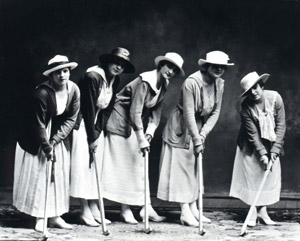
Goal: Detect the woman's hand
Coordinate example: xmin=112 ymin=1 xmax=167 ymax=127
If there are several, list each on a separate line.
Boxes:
xmin=141 ymin=146 xmax=150 ymax=157
xmin=89 ymin=138 xmax=98 ymax=153
xmin=46 ymin=140 xmax=56 ymax=161
xmin=145 ymin=134 xmax=152 ymax=143
xmin=270 ymin=153 xmax=278 ymax=162
xmin=194 ymin=144 xmax=204 ymax=156
xmin=260 ymin=155 xmax=269 ymax=171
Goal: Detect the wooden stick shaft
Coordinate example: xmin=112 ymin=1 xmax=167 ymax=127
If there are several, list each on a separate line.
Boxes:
xmin=240 ymin=160 xmax=273 ymax=235
xmin=43 ymin=160 xmax=52 ymax=235
xmin=144 ymin=151 xmax=150 ymax=231
xmin=94 ymin=152 xmax=108 ymax=234
xmin=197 ymin=153 xmax=204 ymax=234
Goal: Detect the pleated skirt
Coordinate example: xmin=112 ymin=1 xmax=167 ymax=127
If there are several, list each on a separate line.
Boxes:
xmin=229 ymin=146 xmax=281 ymax=206
xmin=13 ymin=142 xmax=70 ymax=218
xmin=70 ymin=122 xmax=104 ymax=199
xmin=101 ymin=131 xmax=145 ymax=206
xmin=157 ymin=140 xmax=199 ymax=203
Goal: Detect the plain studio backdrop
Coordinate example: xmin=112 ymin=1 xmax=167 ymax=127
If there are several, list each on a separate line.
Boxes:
xmin=0 ymin=0 xmax=300 ymax=199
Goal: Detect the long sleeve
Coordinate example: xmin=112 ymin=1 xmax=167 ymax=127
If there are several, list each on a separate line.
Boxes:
xmin=34 ymin=89 xmax=53 ymax=155
xmin=240 ymin=108 xmax=268 ymax=156
xmin=199 ymin=83 xmax=224 ymax=139
xmin=182 ymin=78 xmax=202 ymax=146
xmin=145 ymin=99 xmax=163 ymax=137
xmin=130 ymin=80 xmax=149 ymax=148
xmin=51 ymin=84 xmax=80 ymax=144
xmin=270 ymin=93 xmax=286 ymax=154
xmin=79 ymin=72 xmax=102 ymax=143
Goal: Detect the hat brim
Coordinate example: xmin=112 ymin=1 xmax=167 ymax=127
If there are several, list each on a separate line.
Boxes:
xmin=154 ymin=56 xmax=185 ymax=77
xmin=198 ymin=59 xmax=234 ymax=66
xmin=240 ymin=73 xmax=270 ymax=97
xmin=99 ymin=54 xmax=135 ymax=74
xmin=43 ymin=62 xmax=78 ymax=76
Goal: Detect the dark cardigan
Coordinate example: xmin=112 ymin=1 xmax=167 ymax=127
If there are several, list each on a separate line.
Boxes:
xmin=237 ymin=90 xmax=286 ymax=157
xmin=75 ymin=68 xmax=120 ymax=143
xmin=17 ymin=80 xmax=80 ymax=155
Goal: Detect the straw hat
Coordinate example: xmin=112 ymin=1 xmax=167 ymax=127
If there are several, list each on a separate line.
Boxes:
xmin=99 ymin=47 xmax=135 ymax=73
xmin=198 ymin=51 xmax=234 ymax=66
xmin=240 ymin=71 xmax=270 ymax=97
xmin=43 ymin=55 xmax=78 ymax=77
xmin=154 ymin=52 xmax=185 ymax=77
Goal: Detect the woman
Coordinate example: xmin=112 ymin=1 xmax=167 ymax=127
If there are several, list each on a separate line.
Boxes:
xmin=14 ymin=55 xmax=80 ymax=232
xmin=230 ymin=71 xmax=286 ymax=226
xmin=101 ymin=52 xmax=185 ymax=224
xmin=157 ymin=51 xmax=234 ymax=227
xmin=70 ymin=47 xmax=135 ymax=226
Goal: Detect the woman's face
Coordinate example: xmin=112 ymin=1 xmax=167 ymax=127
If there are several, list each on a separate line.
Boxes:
xmin=207 ymin=64 xmax=226 ymax=79
xmin=51 ymin=67 xmax=70 ymax=87
xmin=159 ymin=62 xmax=178 ymax=80
xmin=247 ymin=83 xmax=264 ymax=102
xmin=107 ymin=61 xmax=125 ymax=76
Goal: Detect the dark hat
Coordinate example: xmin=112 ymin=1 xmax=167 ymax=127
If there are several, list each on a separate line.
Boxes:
xmin=99 ymin=47 xmax=135 ymax=73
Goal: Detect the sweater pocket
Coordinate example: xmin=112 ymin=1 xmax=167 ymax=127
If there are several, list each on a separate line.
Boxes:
xmin=106 ymin=109 xmax=131 ymax=137
xmin=163 ymin=108 xmax=187 ymax=146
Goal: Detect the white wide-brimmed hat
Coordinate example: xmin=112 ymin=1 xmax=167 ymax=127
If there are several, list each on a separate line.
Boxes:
xmin=240 ymin=71 xmax=270 ymax=97
xmin=154 ymin=52 xmax=185 ymax=77
xmin=43 ymin=55 xmax=78 ymax=76
xmin=99 ymin=47 xmax=135 ymax=73
xmin=198 ymin=51 xmax=234 ymax=66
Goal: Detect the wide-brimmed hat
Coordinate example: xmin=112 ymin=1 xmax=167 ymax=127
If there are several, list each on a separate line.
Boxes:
xmin=99 ymin=47 xmax=135 ymax=73
xmin=43 ymin=55 xmax=78 ymax=77
xmin=154 ymin=52 xmax=185 ymax=77
xmin=240 ymin=71 xmax=270 ymax=97
xmin=198 ymin=51 xmax=234 ymax=67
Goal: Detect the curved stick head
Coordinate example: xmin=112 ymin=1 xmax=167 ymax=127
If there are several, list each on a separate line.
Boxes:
xmin=42 ymin=234 xmax=49 ymax=240
xmin=199 ymin=230 xmax=206 ymax=236
xmin=144 ymin=228 xmax=152 ymax=234
xmin=240 ymin=231 xmax=248 ymax=237
xmin=103 ymin=230 xmax=110 ymax=236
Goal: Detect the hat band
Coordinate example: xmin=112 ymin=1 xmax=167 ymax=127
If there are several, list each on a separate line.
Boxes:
xmin=114 ymin=54 xmax=130 ymax=62
xmin=48 ymin=61 xmax=70 ymax=69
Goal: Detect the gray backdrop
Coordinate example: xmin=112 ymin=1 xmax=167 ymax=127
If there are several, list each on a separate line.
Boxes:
xmin=0 ymin=0 xmax=299 ymax=197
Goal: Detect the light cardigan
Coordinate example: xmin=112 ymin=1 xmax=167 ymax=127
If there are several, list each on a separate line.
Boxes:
xmin=163 ymin=70 xmax=224 ymax=149
xmin=106 ymin=70 xmax=168 ymax=148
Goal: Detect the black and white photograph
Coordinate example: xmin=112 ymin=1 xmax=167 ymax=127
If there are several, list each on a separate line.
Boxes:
xmin=0 ymin=0 xmax=300 ymax=240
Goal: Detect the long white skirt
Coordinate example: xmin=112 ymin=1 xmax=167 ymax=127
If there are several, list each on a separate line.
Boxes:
xmin=13 ymin=142 xmax=70 ymax=218
xmin=101 ymin=131 xmax=146 ymax=206
xmin=157 ymin=141 xmax=199 ymax=203
xmin=70 ymin=122 xmax=105 ymax=199
xmin=229 ymin=146 xmax=281 ymax=206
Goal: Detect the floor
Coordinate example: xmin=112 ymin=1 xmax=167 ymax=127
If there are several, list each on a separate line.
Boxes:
xmin=0 ymin=205 xmax=300 ymax=241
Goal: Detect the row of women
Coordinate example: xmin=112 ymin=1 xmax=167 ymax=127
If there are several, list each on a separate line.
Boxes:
xmin=13 ymin=47 xmax=286 ymax=232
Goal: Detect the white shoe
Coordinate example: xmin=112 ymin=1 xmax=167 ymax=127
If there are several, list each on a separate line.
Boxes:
xmin=80 ymin=215 xmax=100 ymax=227
xmin=120 ymin=209 xmax=138 ymax=224
xmin=257 ymin=206 xmax=277 ymax=225
xmin=49 ymin=217 xmax=73 ymax=229
xmin=140 ymin=206 xmax=166 ymax=222
xmin=190 ymin=208 xmax=211 ymax=223
xmin=247 ymin=220 xmax=257 ymax=227
xmin=257 ymin=213 xmax=277 ymax=225
xmin=94 ymin=216 xmax=112 ymax=225
xmin=180 ymin=213 xmax=199 ymax=227
xmin=199 ymin=215 xmax=211 ymax=223
xmin=35 ymin=218 xmax=44 ymax=232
